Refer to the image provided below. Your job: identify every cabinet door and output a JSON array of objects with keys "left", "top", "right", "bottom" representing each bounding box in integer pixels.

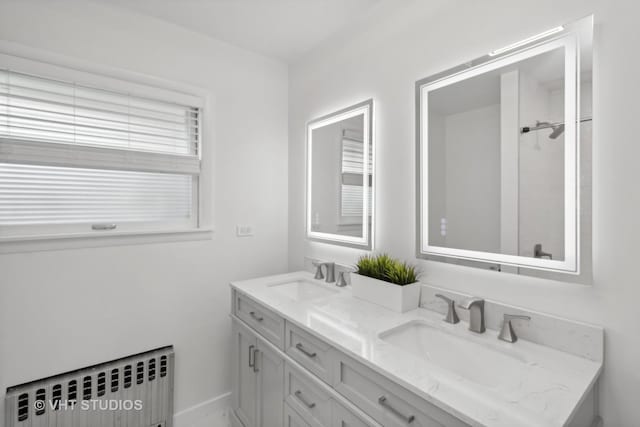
[
  {"left": 232, "top": 320, "right": 258, "bottom": 427},
  {"left": 257, "top": 340, "right": 285, "bottom": 427}
]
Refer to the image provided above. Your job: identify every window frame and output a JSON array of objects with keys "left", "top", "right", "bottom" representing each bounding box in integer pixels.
[{"left": 0, "top": 42, "right": 213, "bottom": 252}]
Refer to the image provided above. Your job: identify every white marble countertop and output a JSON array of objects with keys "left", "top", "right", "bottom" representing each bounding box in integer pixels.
[{"left": 230, "top": 271, "right": 602, "bottom": 427}]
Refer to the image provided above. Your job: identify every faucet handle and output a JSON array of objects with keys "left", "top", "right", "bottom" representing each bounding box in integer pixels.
[
  {"left": 336, "top": 271, "right": 348, "bottom": 287},
  {"left": 498, "top": 314, "right": 531, "bottom": 343},
  {"left": 435, "top": 294, "right": 459, "bottom": 324},
  {"left": 313, "top": 262, "right": 324, "bottom": 280},
  {"left": 312, "top": 261, "right": 335, "bottom": 283}
]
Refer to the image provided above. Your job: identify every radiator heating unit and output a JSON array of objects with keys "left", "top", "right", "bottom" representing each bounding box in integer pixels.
[{"left": 5, "top": 346, "right": 174, "bottom": 427}]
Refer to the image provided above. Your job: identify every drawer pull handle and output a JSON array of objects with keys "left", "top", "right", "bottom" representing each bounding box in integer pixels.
[
  {"left": 296, "top": 343, "right": 317, "bottom": 358},
  {"left": 248, "top": 345, "right": 255, "bottom": 368},
  {"left": 295, "top": 390, "right": 316, "bottom": 409},
  {"left": 252, "top": 347, "right": 260, "bottom": 373},
  {"left": 92, "top": 223, "right": 116, "bottom": 231},
  {"left": 378, "top": 396, "right": 415, "bottom": 423},
  {"left": 249, "top": 311, "right": 264, "bottom": 322}
]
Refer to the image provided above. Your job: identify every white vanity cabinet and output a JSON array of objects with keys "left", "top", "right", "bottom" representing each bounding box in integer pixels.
[
  {"left": 230, "top": 289, "right": 468, "bottom": 427},
  {"left": 231, "top": 318, "right": 285, "bottom": 427},
  {"left": 231, "top": 272, "right": 604, "bottom": 427}
]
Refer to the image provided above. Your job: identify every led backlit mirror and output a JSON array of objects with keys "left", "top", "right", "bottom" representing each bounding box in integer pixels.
[
  {"left": 307, "top": 99, "right": 374, "bottom": 249},
  {"left": 417, "top": 16, "right": 592, "bottom": 278}
]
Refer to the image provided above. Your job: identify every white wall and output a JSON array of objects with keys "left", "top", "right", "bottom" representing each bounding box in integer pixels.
[
  {"left": 518, "top": 71, "right": 566, "bottom": 261},
  {"left": 499, "top": 70, "right": 519, "bottom": 258},
  {"left": 289, "top": 0, "right": 640, "bottom": 425},
  {"left": 311, "top": 122, "right": 342, "bottom": 234},
  {"left": 427, "top": 111, "right": 446, "bottom": 248},
  {"left": 427, "top": 103, "right": 502, "bottom": 253},
  {"left": 443, "top": 104, "right": 501, "bottom": 253},
  {"left": 0, "top": 0, "right": 289, "bottom": 423}
]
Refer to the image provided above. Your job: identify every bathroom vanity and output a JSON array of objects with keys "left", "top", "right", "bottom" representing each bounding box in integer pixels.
[{"left": 229, "top": 271, "right": 602, "bottom": 427}]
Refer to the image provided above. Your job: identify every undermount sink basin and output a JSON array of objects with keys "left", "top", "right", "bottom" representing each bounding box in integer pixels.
[
  {"left": 379, "top": 320, "right": 526, "bottom": 388},
  {"left": 268, "top": 280, "right": 338, "bottom": 301}
]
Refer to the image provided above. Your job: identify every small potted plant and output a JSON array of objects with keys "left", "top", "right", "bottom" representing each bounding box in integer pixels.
[{"left": 351, "top": 254, "right": 421, "bottom": 313}]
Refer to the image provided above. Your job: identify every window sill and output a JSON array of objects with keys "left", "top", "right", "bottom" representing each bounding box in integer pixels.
[{"left": 0, "top": 228, "right": 214, "bottom": 254}]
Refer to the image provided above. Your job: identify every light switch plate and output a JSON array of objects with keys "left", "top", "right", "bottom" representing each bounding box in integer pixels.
[{"left": 236, "top": 225, "right": 254, "bottom": 237}]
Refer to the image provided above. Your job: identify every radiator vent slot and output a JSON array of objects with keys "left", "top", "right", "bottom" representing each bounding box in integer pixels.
[
  {"left": 111, "top": 368, "right": 119, "bottom": 392},
  {"left": 35, "top": 389, "right": 45, "bottom": 415},
  {"left": 136, "top": 361, "right": 144, "bottom": 385},
  {"left": 82, "top": 375, "right": 92, "bottom": 400},
  {"left": 160, "top": 355, "right": 168, "bottom": 377},
  {"left": 149, "top": 358, "right": 156, "bottom": 381},
  {"left": 97, "top": 372, "right": 106, "bottom": 397},
  {"left": 68, "top": 379, "right": 77, "bottom": 402},
  {"left": 5, "top": 346, "right": 174, "bottom": 427},
  {"left": 52, "top": 384, "right": 62, "bottom": 410},
  {"left": 17, "top": 393, "right": 28, "bottom": 421},
  {"left": 124, "top": 364, "right": 132, "bottom": 389}
]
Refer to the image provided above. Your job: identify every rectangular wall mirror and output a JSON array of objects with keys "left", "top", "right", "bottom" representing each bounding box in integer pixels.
[
  {"left": 417, "top": 16, "right": 592, "bottom": 277},
  {"left": 307, "top": 99, "right": 374, "bottom": 249}
]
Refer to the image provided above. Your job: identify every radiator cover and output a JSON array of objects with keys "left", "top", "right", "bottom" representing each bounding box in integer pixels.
[{"left": 5, "top": 346, "right": 174, "bottom": 427}]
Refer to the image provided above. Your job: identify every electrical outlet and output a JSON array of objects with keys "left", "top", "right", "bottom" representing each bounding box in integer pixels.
[{"left": 236, "top": 225, "right": 254, "bottom": 237}]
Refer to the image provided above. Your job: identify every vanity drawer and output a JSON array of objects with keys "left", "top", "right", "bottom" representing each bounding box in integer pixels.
[
  {"left": 285, "top": 363, "right": 332, "bottom": 427},
  {"left": 285, "top": 402, "right": 312, "bottom": 427},
  {"left": 332, "top": 400, "right": 380, "bottom": 427},
  {"left": 333, "top": 353, "right": 468, "bottom": 427},
  {"left": 234, "top": 291, "right": 285, "bottom": 349},
  {"left": 286, "top": 322, "right": 335, "bottom": 384}
]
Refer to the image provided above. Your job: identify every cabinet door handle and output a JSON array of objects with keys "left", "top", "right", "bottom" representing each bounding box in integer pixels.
[
  {"left": 252, "top": 348, "right": 260, "bottom": 373},
  {"left": 248, "top": 345, "right": 255, "bottom": 368},
  {"left": 294, "top": 390, "right": 316, "bottom": 409},
  {"left": 378, "top": 396, "right": 415, "bottom": 423},
  {"left": 249, "top": 311, "right": 264, "bottom": 322},
  {"left": 295, "top": 343, "right": 317, "bottom": 358}
]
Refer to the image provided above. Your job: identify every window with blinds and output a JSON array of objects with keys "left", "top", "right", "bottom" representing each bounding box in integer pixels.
[
  {"left": 0, "top": 68, "right": 201, "bottom": 238},
  {"left": 340, "top": 131, "right": 372, "bottom": 218}
]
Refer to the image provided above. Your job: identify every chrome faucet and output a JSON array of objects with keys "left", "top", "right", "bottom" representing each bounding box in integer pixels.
[
  {"left": 313, "top": 261, "right": 335, "bottom": 283},
  {"left": 498, "top": 314, "right": 531, "bottom": 343},
  {"left": 435, "top": 294, "right": 459, "bottom": 324},
  {"left": 336, "top": 271, "right": 348, "bottom": 287},
  {"left": 458, "top": 297, "right": 485, "bottom": 333}
]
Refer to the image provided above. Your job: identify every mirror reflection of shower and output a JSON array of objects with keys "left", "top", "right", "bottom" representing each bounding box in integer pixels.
[{"left": 520, "top": 117, "right": 592, "bottom": 140}]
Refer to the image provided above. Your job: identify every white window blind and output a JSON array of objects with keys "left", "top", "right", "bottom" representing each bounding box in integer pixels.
[
  {"left": 0, "top": 163, "right": 192, "bottom": 224},
  {"left": 341, "top": 185, "right": 371, "bottom": 217},
  {"left": 341, "top": 131, "right": 372, "bottom": 218},
  {"left": 0, "top": 68, "right": 201, "bottom": 238}
]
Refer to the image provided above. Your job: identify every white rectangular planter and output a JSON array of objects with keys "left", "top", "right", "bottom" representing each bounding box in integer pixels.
[{"left": 350, "top": 273, "right": 421, "bottom": 313}]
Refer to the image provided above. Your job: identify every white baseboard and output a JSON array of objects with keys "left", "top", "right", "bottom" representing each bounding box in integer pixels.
[{"left": 174, "top": 392, "right": 231, "bottom": 427}]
